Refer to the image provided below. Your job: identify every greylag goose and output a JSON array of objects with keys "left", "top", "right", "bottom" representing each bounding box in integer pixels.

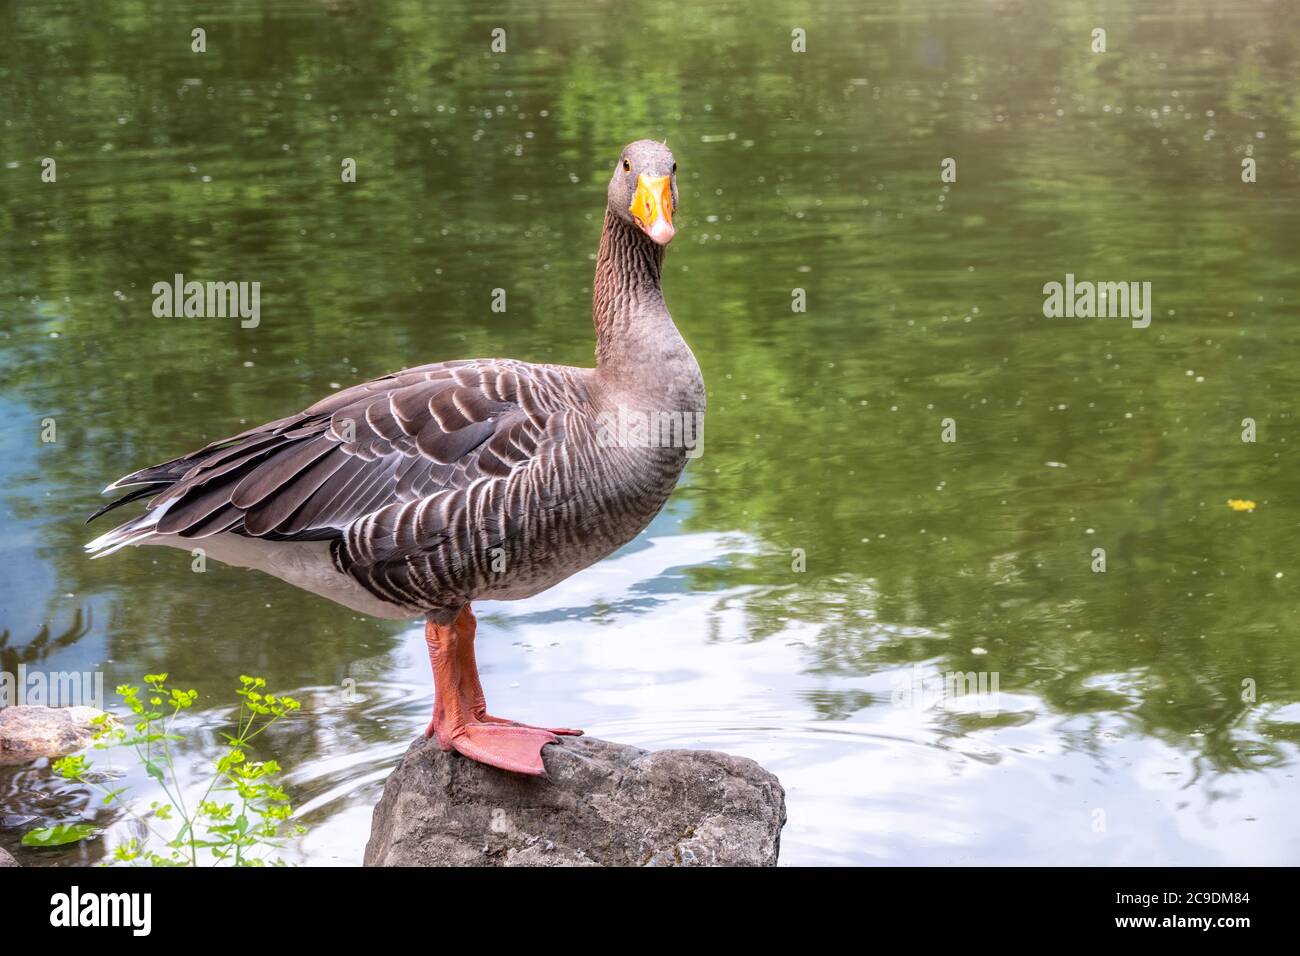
[{"left": 86, "top": 140, "right": 704, "bottom": 775}]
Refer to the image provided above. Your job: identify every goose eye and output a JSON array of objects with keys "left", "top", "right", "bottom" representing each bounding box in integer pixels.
[{"left": 622, "top": 159, "right": 631, "bottom": 172}]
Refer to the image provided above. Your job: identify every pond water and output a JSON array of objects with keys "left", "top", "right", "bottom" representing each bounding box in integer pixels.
[{"left": 2, "top": 0, "right": 1299, "bottom": 866}]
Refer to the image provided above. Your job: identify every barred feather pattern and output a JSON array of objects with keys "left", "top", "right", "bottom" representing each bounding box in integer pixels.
[{"left": 88, "top": 139, "right": 704, "bottom": 622}]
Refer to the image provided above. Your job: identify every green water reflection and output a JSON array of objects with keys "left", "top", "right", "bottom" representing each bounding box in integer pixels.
[{"left": 2, "top": 0, "right": 1298, "bottom": 864}]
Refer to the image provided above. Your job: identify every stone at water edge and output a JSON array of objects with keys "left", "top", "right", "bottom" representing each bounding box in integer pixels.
[
  {"left": 0, "top": 705, "right": 111, "bottom": 766},
  {"left": 0, "top": 847, "right": 16, "bottom": 867},
  {"left": 365, "top": 734, "right": 786, "bottom": 866}
]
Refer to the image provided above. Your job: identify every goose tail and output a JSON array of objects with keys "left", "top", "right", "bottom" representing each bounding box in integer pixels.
[{"left": 85, "top": 513, "right": 161, "bottom": 558}]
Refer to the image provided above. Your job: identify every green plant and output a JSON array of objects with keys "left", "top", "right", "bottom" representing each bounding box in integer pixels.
[{"left": 23, "top": 674, "right": 305, "bottom": 866}]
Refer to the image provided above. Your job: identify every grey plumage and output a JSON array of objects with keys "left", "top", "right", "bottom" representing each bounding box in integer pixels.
[{"left": 87, "top": 140, "right": 705, "bottom": 624}]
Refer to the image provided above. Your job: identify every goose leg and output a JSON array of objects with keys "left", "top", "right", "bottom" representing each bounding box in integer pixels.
[
  {"left": 455, "top": 605, "right": 584, "bottom": 737},
  {"left": 422, "top": 605, "right": 578, "bottom": 776}
]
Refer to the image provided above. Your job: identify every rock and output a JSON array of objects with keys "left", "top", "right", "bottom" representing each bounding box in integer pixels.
[
  {"left": 0, "top": 847, "right": 17, "bottom": 867},
  {"left": 0, "top": 705, "right": 108, "bottom": 766},
  {"left": 365, "top": 734, "right": 786, "bottom": 867}
]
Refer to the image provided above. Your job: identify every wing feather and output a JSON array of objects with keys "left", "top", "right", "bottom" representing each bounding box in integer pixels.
[{"left": 90, "top": 360, "right": 584, "bottom": 611}]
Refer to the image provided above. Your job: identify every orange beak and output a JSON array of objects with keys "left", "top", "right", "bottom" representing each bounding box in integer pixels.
[{"left": 629, "top": 173, "right": 675, "bottom": 245}]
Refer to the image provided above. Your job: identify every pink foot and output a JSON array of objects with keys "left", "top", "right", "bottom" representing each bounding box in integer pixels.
[
  {"left": 448, "top": 723, "right": 559, "bottom": 776},
  {"left": 421, "top": 606, "right": 578, "bottom": 776}
]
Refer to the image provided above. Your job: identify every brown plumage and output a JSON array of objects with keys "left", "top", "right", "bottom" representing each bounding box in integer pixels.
[
  {"left": 87, "top": 140, "right": 705, "bottom": 630},
  {"left": 88, "top": 139, "right": 701, "bottom": 774}
]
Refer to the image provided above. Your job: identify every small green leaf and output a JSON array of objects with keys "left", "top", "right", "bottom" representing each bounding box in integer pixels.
[
  {"left": 52, "top": 754, "right": 89, "bottom": 779},
  {"left": 22, "top": 823, "right": 99, "bottom": 847}
]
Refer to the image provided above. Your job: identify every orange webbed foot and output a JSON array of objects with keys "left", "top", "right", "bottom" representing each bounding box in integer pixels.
[
  {"left": 448, "top": 723, "right": 559, "bottom": 776},
  {"left": 423, "top": 607, "right": 579, "bottom": 776}
]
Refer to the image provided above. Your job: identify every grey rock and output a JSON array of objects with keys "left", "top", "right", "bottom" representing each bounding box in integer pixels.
[
  {"left": 365, "top": 734, "right": 786, "bottom": 867},
  {"left": 0, "top": 705, "right": 109, "bottom": 766},
  {"left": 0, "top": 847, "right": 17, "bottom": 867}
]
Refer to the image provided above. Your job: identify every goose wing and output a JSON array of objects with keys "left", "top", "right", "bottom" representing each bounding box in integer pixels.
[{"left": 90, "top": 360, "right": 590, "bottom": 591}]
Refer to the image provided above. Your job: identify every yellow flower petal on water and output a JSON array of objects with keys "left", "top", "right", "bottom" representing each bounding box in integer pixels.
[{"left": 1227, "top": 499, "right": 1256, "bottom": 512}]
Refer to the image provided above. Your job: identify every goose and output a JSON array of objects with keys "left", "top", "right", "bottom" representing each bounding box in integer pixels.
[{"left": 86, "top": 140, "right": 704, "bottom": 776}]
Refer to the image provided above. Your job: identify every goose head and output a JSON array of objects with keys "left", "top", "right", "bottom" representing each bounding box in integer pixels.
[{"left": 608, "top": 140, "right": 677, "bottom": 245}]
